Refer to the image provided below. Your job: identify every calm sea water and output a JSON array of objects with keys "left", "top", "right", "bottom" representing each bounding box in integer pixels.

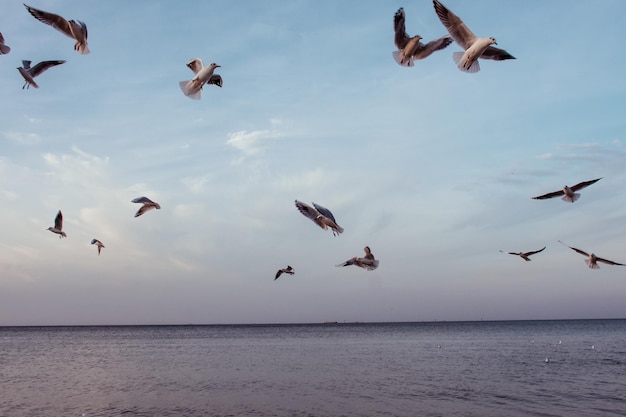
[{"left": 1, "top": 320, "right": 625, "bottom": 417}]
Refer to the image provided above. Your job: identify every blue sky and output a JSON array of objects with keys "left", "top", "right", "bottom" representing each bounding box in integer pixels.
[{"left": 1, "top": 0, "right": 625, "bottom": 325}]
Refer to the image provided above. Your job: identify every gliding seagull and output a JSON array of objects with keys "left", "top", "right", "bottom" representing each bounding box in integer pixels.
[
  {"left": 532, "top": 178, "right": 601, "bottom": 203},
  {"left": 336, "top": 246, "right": 379, "bottom": 271},
  {"left": 275, "top": 265, "right": 294, "bottom": 280},
  {"left": 24, "top": 4, "right": 90, "bottom": 55},
  {"left": 500, "top": 246, "right": 546, "bottom": 261},
  {"left": 558, "top": 241, "right": 624, "bottom": 269},
  {"left": 132, "top": 196, "right": 161, "bottom": 217},
  {"left": 17, "top": 60, "right": 66, "bottom": 89}
]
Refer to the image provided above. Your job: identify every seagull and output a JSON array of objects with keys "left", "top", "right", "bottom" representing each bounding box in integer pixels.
[
  {"left": 17, "top": 60, "right": 66, "bottom": 89},
  {"left": 500, "top": 246, "right": 546, "bottom": 261},
  {"left": 47, "top": 210, "right": 66, "bottom": 238},
  {"left": 392, "top": 7, "right": 452, "bottom": 67},
  {"left": 0, "top": 32, "right": 10, "bottom": 54},
  {"left": 336, "top": 246, "right": 379, "bottom": 271},
  {"left": 24, "top": 4, "right": 89, "bottom": 55},
  {"left": 432, "top": 0, "right": 515, "bottom": 73},
  {"left": 295, "top": 200, "right": 344, "bottom": 236},
  {"left": 91, "top": 239, "right": 105, "bottom": 255},
  {"left": 275, "top": 265, "right": 294, "bottom": 280},
  {"left": 132, "top": 196, "right": 161, "bottom": 217},
  {"left": 558, "top": 241, "right": 625, "bottom": 269},
  {"left": 179, "top": 59, "right": 222, "bottom": 100},
  {"left": 532, "top": 178, "right": 602, "bottom": 203}
]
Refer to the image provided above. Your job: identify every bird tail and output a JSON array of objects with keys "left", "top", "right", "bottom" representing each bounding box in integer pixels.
[
  {"left": 0, "top": 44, "right": 10, "bottom": 54},
  {"left": 179, "top": 80, "right": 201, "bottom": 100},
  {"left": 392, "top": 50, "right": 413, "bottom": 67},
  {"left": 562, "top": 193, "right": 580, "bottom": 203},
  {"left": 75, "top": 42, "right": 90, "bottom": 55},
  {"left": 334, "top": 225, "right": 344, "bottom": 235},
  {"left": 453, "top": 51, "right": 480, "bottom": 73}
]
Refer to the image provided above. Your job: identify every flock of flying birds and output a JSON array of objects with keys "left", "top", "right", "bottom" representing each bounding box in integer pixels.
[{"left": 4, "top": 1, "right": 622, "bottom": 275}]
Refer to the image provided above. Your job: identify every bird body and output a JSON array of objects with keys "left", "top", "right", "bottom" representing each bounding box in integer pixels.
[
  {"left": 91, "top": 239, "right": 105, "bottom": 255},
  {"left": 432, "top": 0, "right": 515, "bottom": 73},
  {"left": 0, "top": 32, "right": 10, "bottom": 54},
  {"left": 532, "top": 178, "right": 601, "bottom": 203},
  {"left": 392, "top": 7, "right": 452, "bottom": 67},
  {"left": 24, "top": 4, "right": 89, "bottom": 54},
  {"left": 275, "top": 265, "right": 294, "bottom": 280},
  {"left": 179, "top": 59, "right": 222, "bottom": 100},
  {"left": 501, "top": 246, "right": 546, "bottom": 261},
  {"left": 295, "top": 200, "right": 343, "bottom": 236},
  {"left": 336, "top": 246, "right": 379, "bottom": 271},
  {"left": 17, "top": 60, "right": 66, "bottom": 89},
  {"left": 558, "top": 241, "right": 624, "bottom": 269},
  {"left": 132, "top": 196, "right": 161, "bottom": 217},
  {"left": 47, "top": 210, "right": 66, "bottom": 238}
]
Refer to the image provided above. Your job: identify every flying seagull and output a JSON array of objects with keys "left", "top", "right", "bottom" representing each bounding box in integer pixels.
[
  {"left": 432, "top": 0, "right": 515, "bottom": 73},
  {"left": 132, "top": 196, "right": 161, "bottom": 217},
  {"left": 0, "top": 32, "right": 10, "bottom": 54},
  {"left": 392, "top": 7, "right": 452, "bottom": 67},
  {"left": 295, "top": 200, "right": 344, "bottom": 236},
  {"left": 500, "top": 246, "right": 546, "bottom": 261},
  {"left": 179, "top": 58, "right": 222, "bottom": 100},
  {"left": 558, "top": 241, "right": 624, "bottom": 269},
  {"left": 275, "top": 265, "right": 294, "bottom": 280},
  {"left": 532, "top": 178, "right": 601, "bottom": 203},
  {"left": 17, "top": 60, "right": 66, "bottom": 89},
  {"left": 47, "top": 210, "right": 66, "bottom": 238},
  {"left": 91, "top": 239, "right": 105, "bottom": 255},
  {"left": 24, "top": 4, "right": 89, "bottom": 55},
  {"left": 336, "top": 246, "right": 379, "bottom": 271}
]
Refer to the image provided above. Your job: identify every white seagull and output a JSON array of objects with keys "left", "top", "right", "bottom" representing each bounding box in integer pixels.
[
  {"left": 558, "top": 241, "right": 624, "bottom": 269},
  {"left": 275, "top": 265, "right": 294, "bottom": 281},
  {"left": 91, "top": 239, "right": 105, "bottom": 255},
  {"left": 336, "top": 246, "right": 379, "bottom": 271},
  {"left": 295, "top": 200, "right": 344, "bottom": 236},
  {"left": 179, "top": 58, "right": 222, "bottom": 100},
  {"left": 24, "top": 4, "right": 89, "bottom": 55},
  {"left": 0, "top": 32, "right": 11, "bottom": 54},
  {"left": 132, "top": 196, "right": 161, "bottom": 217},
  {"left": 392, "top": 7, "right": 452, "bottom": 67},
  {"left": 47, "top": 210, "right": 66, "bottom": 238},
  {"left": 17, "top": 60, "right": 66, "bottom": 89},
  {"left": 500, "top": 246, "right": 546, "bottom": 262},
  {"left": 432, "top": 0, "right": 515, "bottom": 73},
  {"left": 532, "top": 178, "right": 601, "bottom": 203}
]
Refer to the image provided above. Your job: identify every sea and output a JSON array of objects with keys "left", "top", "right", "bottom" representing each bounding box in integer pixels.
[{"left": 1, "top": 320, "right": 625, "bottom": 417}]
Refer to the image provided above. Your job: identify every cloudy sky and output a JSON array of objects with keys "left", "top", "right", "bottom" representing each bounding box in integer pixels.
[{"left": 1, "top": 0, "right": 625, "bottom": 326}]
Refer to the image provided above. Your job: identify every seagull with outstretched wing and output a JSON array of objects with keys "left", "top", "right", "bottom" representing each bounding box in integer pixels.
[
  {"left": 295, "top": 200, "right": 343, "bottom": 236},
  {"left": 179, "top": 58, "right": 222, "bottom": 100},
  {"left": 24, "top": 4, "right": 89, "bottom": 54},
  {"left": 500, "top": 246, "right": 546, "bottom": 261},
  {"left": 17, "top": 60, "right": 66, "bottom": 89},
  {"left": 336, "top": 246, "right": 379, "bottom": 271},
  {"left": 558, "top": 241, "right": 624, "bottom": 269},
  {"left": 532, "top": 178, "right": 601, "bottom": 203},
  {"left": 392, "top": 7, "right": 452, "bottom": 67},
  {"left": 275, "top": 265, "right": 294, "bottom": 280},
  {"left": 132, "top": 196, "right": 161, "bottom": 217},
  {"left": 91, "top": 239, "right": 105, "bottom": 255}
]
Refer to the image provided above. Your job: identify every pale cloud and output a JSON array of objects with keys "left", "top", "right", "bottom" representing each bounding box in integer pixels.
[
  {"left": 181, "top": 173, "right": 212, "bottom": 195},
  {"left": 226, "top": 130, "right": 273, "bottom": 156},
  {"left": 4, "top": 131, "right": 41, "bottom": 145}
]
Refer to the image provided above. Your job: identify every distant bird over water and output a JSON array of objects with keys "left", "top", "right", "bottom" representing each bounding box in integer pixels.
[
  {"left": 132, "top": 196, "right": 161, "bottom": 217},
  {"left": 47, "top": 210, "right": 66, "bottom": 238},
  {"left": 500, "top": 247, "right": 546, "bottom": 261},
  {"left": 0, "top": 32, "right": 11, "bottom": 54},
  {"left": 336, "top": 246, "right": 379, "bottom": 271},
  {"left": 558, "top": 241, "right": 624, "bottom": 269},
  {"left": 17, "top": 60, "right": 66, "bottom": 89},
  {"left": 392, "top": 7, "right": 452, "bottom": 67},
  {"left": 295, "top": 200, "right": 343, "bottom": 236},
  {"left": 91, "top": 239, "right": 105, "bottom": 255},
  {"left": 275, "top": 265, "right": 294, "bottom": 280},
  {"left": 432, "top": 0, "right": 515, "bottom": 73},
  {"left": 532, "top": 178, "right": 601, "bottom": 203},
  {"left": 24, "top": 4, "right": 90, "bottom": 55},
  {"left": 179, "top": 59, "right": 222, "bottom": 100}
]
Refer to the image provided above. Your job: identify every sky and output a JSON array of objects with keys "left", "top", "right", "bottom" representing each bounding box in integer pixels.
[{"left": 1, "top": 0, "right": 625, "bottom": 326}]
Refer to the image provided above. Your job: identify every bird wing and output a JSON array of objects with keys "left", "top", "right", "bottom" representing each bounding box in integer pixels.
[
  {"left": 90, "top": 239, "right": 98, "bottom": 245},
  {"left": 532, "top": 189, "right": 565, "bottom": 200},
  {"left": 558, "top": 241, "right": 589, "bottom": 257},
  {"left": 596, "top": 257, "right": 624, "bottom": 266},
  {"left": 29, "top": 60, "right": 66, "bottom": 77},
  {"left": 433, "top": 0, "right": 477, "bottom": 50},
  {"left": 393, "top": 8, "right": 410, "bottom": 50},
  {"left": 524, "top": 247, "right": 546, "bottom": 257},
  {"left": 275, "top": 270, "right": 283, "bottom": 280},
  {"left": 186, "top": 58, "right": 204, "bottom": 74},
  {"left": 336, "top": 258, "right": 356, "bottom": 267},
  {"left": 69, "top": 19, "right": 88, "bottom": 40},
  {"left": 24, "top": 5, "right": 74, "bottom": 39},
  {"left": 286, "top": 265, "right": 293, "bottom": 272},
  {"left": 295, "top": 200, "right": 320, "bottom": 221},
  {"left": 480, "top": 45, "right": 515, "bottom": 61},
  {"left": 570, "top": 178, "right": 601, "bottom": 192},
  {"left": 208, "top": 74, "right": 223, "bottom": 87},
  {"left": 420, "top": 35, "right": 453, "bottom": 55},
  {"left": 312, "top": 203, "right": 337, "bottom": 223},
  {"left": 54, "top": 210, "right": 63, "bottom": 229},
  {"left": 0, "top": 33, "right": 4, "bottom": 43},
  {"left": 132, "top": 196, "right": 155, "bottom": 204},
  {"left": 134, "top": 204, "right": 156, "bottom": 217}
]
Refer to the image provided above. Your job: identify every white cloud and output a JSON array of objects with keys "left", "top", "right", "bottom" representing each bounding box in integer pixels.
[{"left": 4, "top": 131, "right": 41, "bottom": 145}]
